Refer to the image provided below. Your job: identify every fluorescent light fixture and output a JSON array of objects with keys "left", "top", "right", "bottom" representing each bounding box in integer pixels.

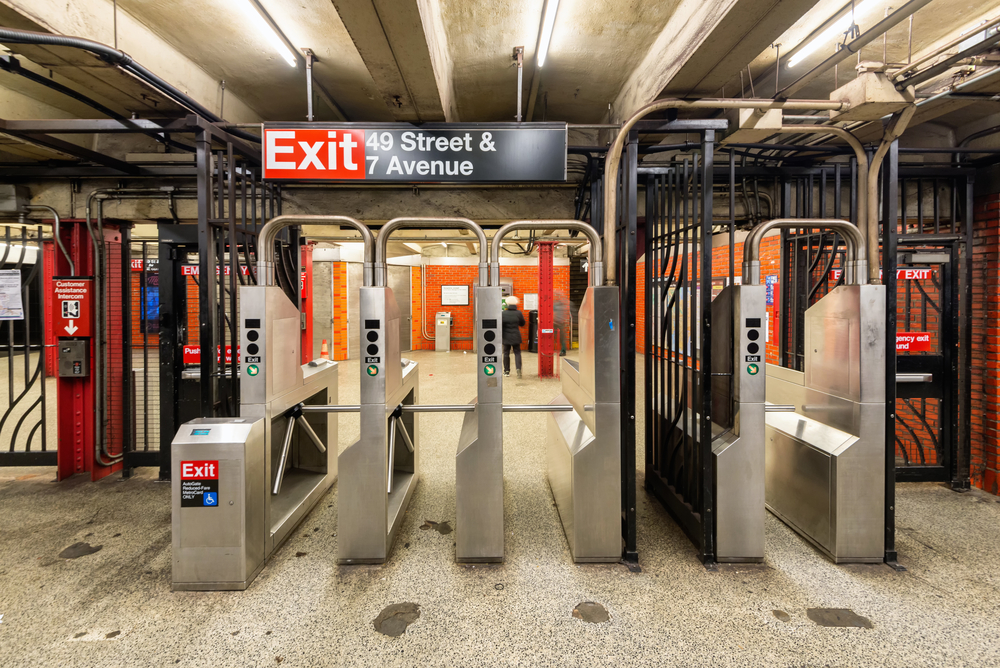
[
  {"left": 536, "top": 0, "right": 560, "bottom": 67},
  {"left": 240, "top": 0, "right": 298, "bottom": 67},
  {"left": 787, "top": 0, "right": 879, "bottom": 67}
]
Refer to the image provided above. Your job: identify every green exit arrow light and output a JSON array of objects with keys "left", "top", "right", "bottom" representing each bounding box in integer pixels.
[
  {"left": 247, "top": 364, "right": 259, "bottom": 376},
  {"left": 484, "top": 364, "right": 496, "bottom": 376}
]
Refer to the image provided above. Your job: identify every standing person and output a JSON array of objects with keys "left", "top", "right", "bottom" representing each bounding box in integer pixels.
[{"left": 502, "top": 296, "right": 526, "bottom": 378}]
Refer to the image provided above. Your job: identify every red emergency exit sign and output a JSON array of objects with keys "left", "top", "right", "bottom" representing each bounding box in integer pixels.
[{"left": 896, "top": 332, "right": 932, "bottom": 352}]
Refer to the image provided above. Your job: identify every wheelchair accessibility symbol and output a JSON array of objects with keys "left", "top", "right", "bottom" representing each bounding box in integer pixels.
[{"left": 203, "top": 492, "right": 218, "bottom": 506}]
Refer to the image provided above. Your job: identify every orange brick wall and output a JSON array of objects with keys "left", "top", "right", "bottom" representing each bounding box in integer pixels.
[
  {"left": 972, "top": 194, "right": 1000, "bottom": 495},
  {"left": 331, "top": 262, "right": 348, "bottom": 361},
  {"left": 411, "top": 264, "right": 570, "bottom": 351}
]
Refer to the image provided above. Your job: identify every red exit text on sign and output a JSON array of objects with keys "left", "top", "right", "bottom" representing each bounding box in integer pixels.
[{"left": 263, "top": 128, "right": 366, "bottom": 180}]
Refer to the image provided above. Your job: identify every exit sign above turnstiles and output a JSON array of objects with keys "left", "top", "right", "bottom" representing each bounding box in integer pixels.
[{"left": 262, "top": 123, "right": 567, "bottom": 183}]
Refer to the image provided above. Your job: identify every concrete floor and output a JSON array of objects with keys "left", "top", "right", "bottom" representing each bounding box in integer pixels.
[{"left": 1, "top": 349, "right": 999, "bottom": 667}]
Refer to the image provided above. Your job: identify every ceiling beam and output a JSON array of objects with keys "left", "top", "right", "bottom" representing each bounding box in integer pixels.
[
  {"left": 330, "top": 0, "right": 456, "bottom": 121},
  {"left": 610, "top": 0, "right": 821, "bottom": 121},
  {"left": 0, "top": 118, "right": 141, "bottom": 174}
]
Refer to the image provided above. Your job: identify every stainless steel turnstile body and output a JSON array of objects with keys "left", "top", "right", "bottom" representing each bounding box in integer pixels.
[
  {"left": 455, "top": 286, "right": 504, "bottom": 562},
  {"left": 547, "top": 285, "right": 621, "bottom": 562},
  {"left": 764, "top": 284, "right": 886, "bottom": 562},
  {"left": 171, "top": 418, "right": 266, "bottom": 591},
  {"left": 172, "top": 284, "right": 338, "bottom": 591},
  {"left": 338, "top": 286, "right": 420, "bottom": 563},
  {"left": 710, "top": 285, "right": 766, "bottom": 562}
]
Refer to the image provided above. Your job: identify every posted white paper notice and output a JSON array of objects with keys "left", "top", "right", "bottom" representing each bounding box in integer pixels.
[{"left": 0, "top": 270, "right": 23, "bottom": 320}]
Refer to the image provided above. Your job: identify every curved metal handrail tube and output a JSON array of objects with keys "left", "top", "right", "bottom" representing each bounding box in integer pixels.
[
  {"left": 375, "top": 217, "right": 488, "bottom": 287},
  {"left": 489, "top": 220, "right": 603, "bottom": 288},
  {"left": 602, "top": 97, "right": 848, "bottom": 285},
  {"left": 259, "top": 215, "right": 374, "bottom": 287},
  {"left": 741, "top": 218, "right": 866, "bottom": 286}
]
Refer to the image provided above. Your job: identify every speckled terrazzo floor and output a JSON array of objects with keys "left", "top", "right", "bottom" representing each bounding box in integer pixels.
[{"left": 1, "top": 350, "right": 999, "bottom": 667}]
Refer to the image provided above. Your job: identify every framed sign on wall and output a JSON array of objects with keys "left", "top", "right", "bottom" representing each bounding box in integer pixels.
[{"left": 441, "top": 285, "right": 469, "bottom": 306}]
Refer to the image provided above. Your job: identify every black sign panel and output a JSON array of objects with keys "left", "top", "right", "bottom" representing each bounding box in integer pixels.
[
  {"left": 180, "top": 479, "right": 219, "bottom": 507},
  {"left": 365, "top": 356, "right": 381, "bottom": 364},
  {"left": 262, "top": 123, "right": 566, "bottom": 183},
  {"left": 482, "top": 356, "right": 497, "bottom": 363},
  {"left": 245, "top": 356, "right": 261, "bottom": 363},
  {"left": 745, "top": 355, "right": 761, "bottom": 363}
]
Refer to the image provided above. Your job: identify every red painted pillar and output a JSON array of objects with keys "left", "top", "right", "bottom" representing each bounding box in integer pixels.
[
  {"left": 301, "top": 244, "right": 314, "bottom": 363},
  {"left": 538, "top": 241, "right": 557, "bottom": 378},
  {"left": 51, "top": 220, "right": 114, "bottom": 480}
]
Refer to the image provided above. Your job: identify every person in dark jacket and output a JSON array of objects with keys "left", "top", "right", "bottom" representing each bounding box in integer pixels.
[{"left": 501, "top": 296, "right": 526, "bottom": 378}]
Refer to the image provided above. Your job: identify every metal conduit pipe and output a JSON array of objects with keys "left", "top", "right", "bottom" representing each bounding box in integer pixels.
[
  {"left": 778, "top": 125, "right": 868, "bottom": 257},
  {"left": 259, "top": 215, "right": 374, "bottom": 287},
  {"left": 490, "top": 220, "right": 603, "bottom": 288},
  {"left": 23, "top": 205, "right": 73, "bottom": 275},
  {"left": 0, "top": 27, "right": 261, "bottom": 144},
  {"left": 601, "top": 97, "right": 848, "bottom": 285},
  {"left": 742, "top": 218, "right": 866, "bottom": 286},
  {"left": 376, "top": 217, "right": 488, "bottom": 287},
  {"left": 84, "top": 187, "right": 198, "bottom": 466},
  {"left": 867, "top": 101, "right": 916, "bottom": 283}
]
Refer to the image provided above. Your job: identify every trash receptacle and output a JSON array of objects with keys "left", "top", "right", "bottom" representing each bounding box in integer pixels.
[{"left": 435, "top": 312, "right": 452, "bottom": 352}]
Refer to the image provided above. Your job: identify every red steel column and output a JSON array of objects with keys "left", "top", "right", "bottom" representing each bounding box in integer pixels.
[
  {"left": 53, "top": 220, "right": 99, "bottom": 480},
  {"left": 538, "top": 241, "right": 557, "bottom": 377}
]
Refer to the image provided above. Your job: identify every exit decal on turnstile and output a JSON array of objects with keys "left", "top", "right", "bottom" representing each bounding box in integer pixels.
[
  {"left": 180, "top": 460, "right": 219, "bottom": 508},
  {"left": 366, "top": 365, "right": 379, "bottom": 376}
]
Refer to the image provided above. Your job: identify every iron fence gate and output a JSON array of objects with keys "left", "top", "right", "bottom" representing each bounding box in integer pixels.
[
  {"left": 0, "top": 224, "right": 51, "bottom": 466},
  {"left": 642, "top": 131, "right": 720, "bottom": 562},
  {"left": 891, "top": 168, "right": 973, "bottom": 489}
]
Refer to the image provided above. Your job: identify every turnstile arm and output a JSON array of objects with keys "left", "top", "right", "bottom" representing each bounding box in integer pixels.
[
  {"left": 396, "top": 418, "right": 415, "bottom": 453},
  {"left": 273, "top": 416, "right": 297, "bottom": 495},
  {"left": 387, "top": 416, "right": 397, "bottom": 494},
  {"left": 297, "top": 416, "right": 327, "bottom": 454}
]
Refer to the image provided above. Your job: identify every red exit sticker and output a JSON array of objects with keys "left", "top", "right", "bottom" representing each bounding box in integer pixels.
[
  {"left": 896, "top": 332, "right": 932, "bottom": 352},
  {"left": 263, "top": 128, "right": 366, "bottom": 180},
  {"left": 180, "top": 460, "right": 218, "bottom": 480}
]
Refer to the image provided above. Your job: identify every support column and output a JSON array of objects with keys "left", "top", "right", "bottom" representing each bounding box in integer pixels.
[
  {"left": 538, "top": 241, "right": 557, "bottom": 378},
  {"left": 53, "top": 220, "right": 100, "bottom": 480}
]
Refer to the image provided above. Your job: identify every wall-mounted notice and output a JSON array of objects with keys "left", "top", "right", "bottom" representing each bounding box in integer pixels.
[
  {"left": 0, "top": 270, "right": 23, "bottom": 320},
  {"left": 441, "top": 285, "right": 469, "bottom": 306},
  {"left": 523, "top": 293, "right": 539, "bottom": 311}
]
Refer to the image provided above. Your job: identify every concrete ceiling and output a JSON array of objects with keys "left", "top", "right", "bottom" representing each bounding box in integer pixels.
[{"left": 1, "top": 0, "right": 1000, "bottom": 161}]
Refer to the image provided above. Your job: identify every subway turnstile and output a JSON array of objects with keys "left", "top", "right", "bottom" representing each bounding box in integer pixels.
[
  {"left": 171, "top": 283, "right": 338, "bottom": 591},
  {"left": 487, "top": 220, "right": 618, "bottom": 563},
  {"left": 709, "top": 284, "right": 767, "bottom": 562},
  {"left": 338, "top": 285, "right": 420, "bottom": 564},
  {"left": 743, "top": 219, "right": 886, "bottom": 563},
  {"left": 455, "top": 285, "right": 504, "bottom": 561},
  {"left": 548, "top": 285, "right": 621, "bottom": 562},
  {"left": 764, "top": 283, "right": 886, "bottom": 562}
]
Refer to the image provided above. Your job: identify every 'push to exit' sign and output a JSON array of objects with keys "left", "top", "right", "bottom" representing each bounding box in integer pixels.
[{"left": 262, "top": 123, "right": 567, "bottom": 183}]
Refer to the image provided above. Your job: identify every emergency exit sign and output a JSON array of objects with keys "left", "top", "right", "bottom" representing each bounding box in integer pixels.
[{"left": 262, "top": 123, "right": 567, "bottom": 183}]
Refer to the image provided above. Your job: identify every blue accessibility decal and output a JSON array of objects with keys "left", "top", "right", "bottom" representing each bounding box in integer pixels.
[{"left": 203, "top": 492, "right": 218, "bottom": 506}]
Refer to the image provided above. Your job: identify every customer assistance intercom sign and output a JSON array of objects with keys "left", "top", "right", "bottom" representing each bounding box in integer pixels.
[{"left": 262, "top": 123, "right": 567, "bottom": 183}]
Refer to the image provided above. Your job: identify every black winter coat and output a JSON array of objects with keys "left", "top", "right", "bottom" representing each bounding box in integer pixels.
[{"left": 502, "top": 305, "right": 526, "bottom": 345}]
